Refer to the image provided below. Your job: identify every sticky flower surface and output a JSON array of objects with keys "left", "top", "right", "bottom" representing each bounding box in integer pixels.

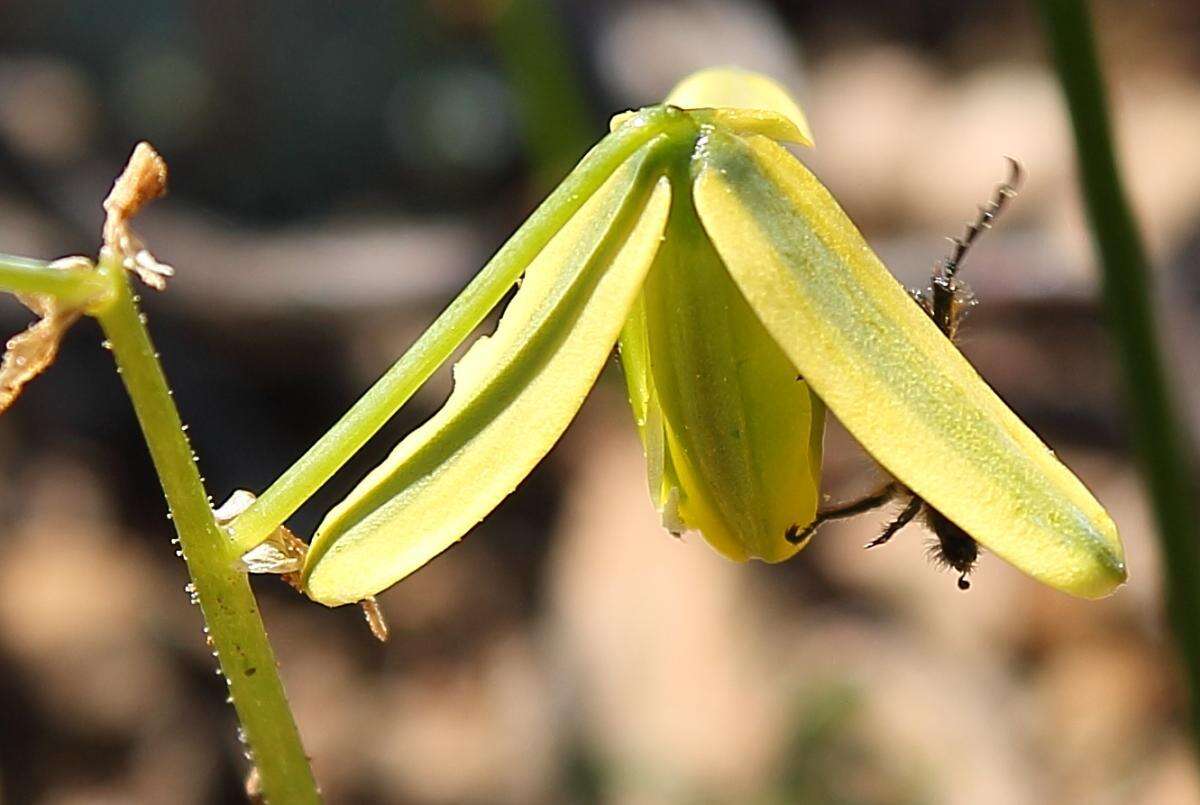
[{"left": 301, "top": 69, "right": 1125, "bottom": 606}]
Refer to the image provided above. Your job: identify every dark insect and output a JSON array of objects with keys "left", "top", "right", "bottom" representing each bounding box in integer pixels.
[{"left": 787, "top": 158, "right": 1023, "bottom": 590}]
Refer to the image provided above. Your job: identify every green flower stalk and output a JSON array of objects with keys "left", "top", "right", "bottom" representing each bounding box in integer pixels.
[{"left": 299, "top": 68, "right": 1126, "bottom": 606}]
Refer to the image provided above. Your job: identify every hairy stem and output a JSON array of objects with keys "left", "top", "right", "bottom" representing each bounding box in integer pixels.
[
  {"left": 1038, "top": 0, "right": 1200, "bottom": 749},
  {"left": 91, "top": 254, "right": 320, "bottom": 804},
  {"left": 0, "top": 253, "right": 109, "bottom": 306},
  {"left": 228, "top": 108, "right": 682, "bottom": 555}
]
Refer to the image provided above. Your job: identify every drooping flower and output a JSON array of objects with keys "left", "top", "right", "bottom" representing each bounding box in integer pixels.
[{"left": 300, "top": 68, "right": 1125, "bottom": 606}]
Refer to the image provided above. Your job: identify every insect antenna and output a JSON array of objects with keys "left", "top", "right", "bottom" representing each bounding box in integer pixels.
[
  {"left": 922, "top": 157, "right": 1023, "bottom": 339},
  {"left": 941, "top": 157, "right": 1023, "bottom": 281}
]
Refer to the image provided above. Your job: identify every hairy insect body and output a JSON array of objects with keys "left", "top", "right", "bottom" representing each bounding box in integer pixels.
[
  {"left": 789, "top": 159, "right": 1021, "bottom": 590},
  {"left": 924, "top": 508, "right": 979, "bottom": 590}
]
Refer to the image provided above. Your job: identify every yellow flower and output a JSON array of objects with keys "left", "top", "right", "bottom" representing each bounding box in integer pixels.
[{"left": 300, "top": 68, "right": 1125, "bottom": 606}]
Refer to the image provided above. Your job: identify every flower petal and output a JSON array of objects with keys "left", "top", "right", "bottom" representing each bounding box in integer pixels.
[
  {"left": 693, "top": 131, "right": 1125, "bottom": 598},
  {"left": 666, "top": 67, "right": 813, "bottom": 145},
  {"left": 618, "top": 292, "right": 687, "bottom": 532},
  {"left": 620, "top": 187, "right": 824, "bottom": 562},
  {"left": 610, "top": 69, "right": 813, "bottom": 146},
  {"left": 303, "top": 154, "right": 672, "bottom": 606}
]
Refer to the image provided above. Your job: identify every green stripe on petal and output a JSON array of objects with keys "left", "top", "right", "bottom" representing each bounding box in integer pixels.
[
  {"left": 303, "top": 152, "right": 672, "bottom": 606},
  {"left": 693, "top": 131, "right": 1125, "bottom": 598}
]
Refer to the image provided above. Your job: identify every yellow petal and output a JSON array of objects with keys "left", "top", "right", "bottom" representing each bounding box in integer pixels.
[
  {"left": 303, "top": 158, "right": 672, "bottom": 606},
  {"left": 693, "top": 131, "right": 1125, "bottom": 598},
  {"left": 610, "top": 69, "right": 813, "bottom": 146},
  {"left": 620, "top": 190, "right": 824, "bottom": 562},
  {"left": 666, "top": 67, "right": 813, "bottom": 145},
  {"left": 618, "top": 292, "right": 686, "bottom": 532}
]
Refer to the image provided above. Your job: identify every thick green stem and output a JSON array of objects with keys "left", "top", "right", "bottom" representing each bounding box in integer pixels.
[
  {"left": 91, "top": 255, "right": 320, "bottom": 804},
  {"left": 0, "top": 253, "right": 109, "bottom": 306},
  {"left": 228, "top": 108, "right": 684, "bottom": 555},
  {"left": 1037, "top": 0, "right": 1200, "bottom": 747}
]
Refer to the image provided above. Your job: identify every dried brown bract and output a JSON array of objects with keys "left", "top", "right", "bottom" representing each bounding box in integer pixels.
[
  {"left": 102, "top": 141, "right": 174, "bottom": 290},
  {"left": 219, "top": 490, "right": 307, "bottom": 589},
  {"left": 360, "top": 596, "right": 389, "bottom": 642},
  {"left": 0, "top": 257, "right": 93, "bottom": 414}
]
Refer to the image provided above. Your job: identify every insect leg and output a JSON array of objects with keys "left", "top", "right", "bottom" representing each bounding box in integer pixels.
[
  {"left": 786, "top": 482, "right": 901, "bottom": 544},
  {"left": 864, "top": 494, "right": 923, "bottom": 549}
]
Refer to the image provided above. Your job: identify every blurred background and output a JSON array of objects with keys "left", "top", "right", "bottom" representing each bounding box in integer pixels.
[{"left": 1, "top": 1, "right": 1198, "bottom": 803}]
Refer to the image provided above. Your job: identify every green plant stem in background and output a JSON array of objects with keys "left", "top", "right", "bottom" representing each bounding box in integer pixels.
[
  {"left": 91, "top": 255, "right": 320, "bottom": 804},
  {"left": 227, "top": 111, "right": 679, "bottom": 555},
  {"left": 1037, "top": 0, "right": 1200, "bottom": 743},
  {"left": 0, "top": 253, "right": 109, "bottom": 306},
  {"left": 494, "top": 0, "right": 595, "bottom": 184}
]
